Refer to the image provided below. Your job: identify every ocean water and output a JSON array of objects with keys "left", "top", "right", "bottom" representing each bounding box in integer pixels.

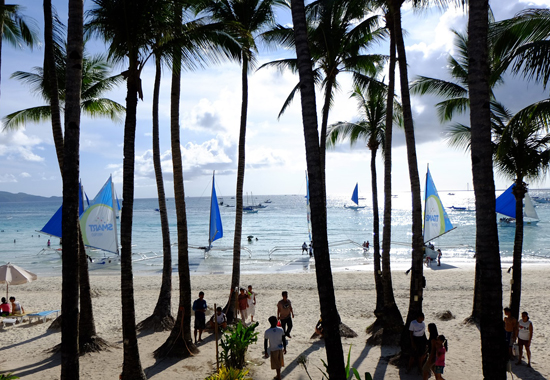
[{"left": 1, "top": 190, "right": 550, "bottom": 277}]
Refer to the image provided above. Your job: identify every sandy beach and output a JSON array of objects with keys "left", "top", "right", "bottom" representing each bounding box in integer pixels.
[{"left": 0, "top": 264, "right": 548, "bottom": 379}]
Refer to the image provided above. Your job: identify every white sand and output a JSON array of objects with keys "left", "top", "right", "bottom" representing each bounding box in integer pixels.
[{"left": 0, "top": 264, "right": 548, "bottom": 379}]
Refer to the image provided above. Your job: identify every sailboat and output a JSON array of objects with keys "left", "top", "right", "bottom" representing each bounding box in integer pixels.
[
  {"left": 496, "top": 184, "right": 539, "bottom": 225},
  {"left": 423, "top": 167, "right": 456, "bottom": 259},
  {"left": 208, "top": 171, "right": 223, "bottom": 250},
  {"left": 344, "top": 183, "right": 366, "bottom": 210}
]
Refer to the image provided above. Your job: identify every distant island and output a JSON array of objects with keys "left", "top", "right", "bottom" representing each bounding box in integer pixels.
[{"left": 0, "top": 191, "right": 62, "bottom": 203}]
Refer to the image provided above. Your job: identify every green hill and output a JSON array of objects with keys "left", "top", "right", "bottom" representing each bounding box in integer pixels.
[{"left": 0, "top": 191, "right": 62, "bottom": 203}]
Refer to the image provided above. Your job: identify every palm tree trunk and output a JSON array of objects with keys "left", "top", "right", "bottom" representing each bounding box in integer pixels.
[
  {"left": 467, "top": 0, "right": 507, "bottom": 377},
  {"left": 43, "top": 0, "right": 64, "bottom": 173},
  {"left": 290, "top": 0, "right": 345, "bottom": 378},
  {"left": 510, "top": 180, "right": 525, "bottom": 319},
  {"left": 381, "top": 9, "right": 402, "bottom": 333},
  {"left": 61, "top": 0, "right": 83, "bottom": 378},
  {"left": 119, "top": 58, "right": 146, "bottom": 379},
  {"left": 137, "top": 53, "right": 174, "bottom": 332},
  {"left": 390, "top": 0, "right": 424, "bottom": 327},
  {"left": 228, "top": 54, "right": 249, "bottom": 322},
  {"left": 319, "top": 77, "right": 333, "bottom": 200},
  {"left": 154, "top": 13, "right": 196, "bottom": 356},
  {"left": 0, "top": 0, "right": 4, "bottom": 100},
  {"left": 370, "top": 145, "right": 384, "bottom": 316}
]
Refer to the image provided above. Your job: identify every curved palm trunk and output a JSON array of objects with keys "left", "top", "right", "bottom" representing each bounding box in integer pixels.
[
  {"left": 138, "top": 54, "right": 174, "bottom": 332},
  {"left": 290, "top": 0, "right": 345, "bottom": 378},
  {"left": 468, "top": 0, "right": 507, "bottom": 377},
  {"left": 381, "top": 11, "right": 402, "bottom": 332},
  {"left": 44, "top": 0, "right": 64, "bottom": 172},
  {"left": 154, "top": 22, "right": 196, "bottom": 357},
  {"left": 60, "top": 0, "right": 83, "bottom": 377},
  {"left": 228, "top": 55, "right": 249, "bottom": 323},
  {"left": 0, "top": 0, "right": 3, "bottom": 100},
  {"left": 319, "top": 77, "right": 334, "bottom": 199},
  {"left": 119, "top": 60, "right": 146, "bottom": 380},
  {"left": 390, "top": 1, "right": 424, "bottom": 328},
  {"left": 510, "top": 180, "right": 526, "bottom": 319},
  {"left": 370, "top": 144, "right": 384, "bottom": 316}
]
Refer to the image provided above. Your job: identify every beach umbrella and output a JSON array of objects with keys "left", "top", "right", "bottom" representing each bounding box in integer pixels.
[{"left": 0, "top": 262, "right": 38, "bottom": 299}]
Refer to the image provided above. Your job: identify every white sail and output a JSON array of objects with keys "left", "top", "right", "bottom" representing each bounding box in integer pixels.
[{"left": 524, "top": 193, "right": 539, "bottom": 220}]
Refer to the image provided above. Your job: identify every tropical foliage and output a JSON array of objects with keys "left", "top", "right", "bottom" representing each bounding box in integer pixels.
[{"left": 219, "top": 321, "right": 259, "bottom": 369}]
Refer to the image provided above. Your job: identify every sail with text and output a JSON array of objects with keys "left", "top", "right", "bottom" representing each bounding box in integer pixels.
[
  {"left": 423, "top": 168, "right": 455, "bottom": 243},
  {"left": 79, "top": 176, "right": 119, "bottom": 254},
  {"left": 208, "top": 171, "right": 223, "bottom": 249},
  {"left": 38, "top": 182, "right": 87, "bottom": 238}
]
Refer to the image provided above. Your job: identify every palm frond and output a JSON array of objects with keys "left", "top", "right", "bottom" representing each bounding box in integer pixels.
[{"left": 2, "top": 106, "right": 53, "bottom": 131}]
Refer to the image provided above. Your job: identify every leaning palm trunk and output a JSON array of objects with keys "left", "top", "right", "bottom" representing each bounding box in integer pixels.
[
  {"left": 290, "top": 0, "right": 346, "bottom": 378},
  {"left": 510, "top": 181, "right": 525, "bottom": 319},
  {"left": 319, "top": 77, "right": 334, "bottom": 199},
  {"left": 154, "top": 23, "right": 196, "bottom": 357},
  {"left": 137, "top": 54, "right": 174, "bottom": 332},
  {"left": 467, "top": 0, "right": 507, "bottom": 377},
  {"left": 44, "top": 0, "right": 64, "bottom": 172},
  {"left": 60, "top": 0, "right": 83, "bottom": 378},
  {"left": 370, "top": 144, "right": 384, "bottom": 316},
  {"left": 389, "top": 0, "right": 424, "bottom": 327},
  {"left": 0, "top": 0, "right": 3, "bottom": 100},
  {"left": 119, "top": 58, "right": 147, "bottom": 379},
  {"left": 380, "top": 9, "right": 402, "bottom": 334},
  {"left": 228, "top": 55, "right": 249, "bottom": 323}
]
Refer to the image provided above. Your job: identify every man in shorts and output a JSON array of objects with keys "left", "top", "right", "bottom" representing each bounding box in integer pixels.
[
  {"left": 407, "top": 313, "right": 427, "bottom": 374},
  {"left": 192, "top": 291, "right": 207, "bottom": 343},
  {"left": 504, "top": 307, "right": 518, "bottom": 359},
  {"left": 277, "top": 291, "right": 294, "bottom": 338},
  {"left": 264, "top": 316, "right": 287, "bottom": 380}
]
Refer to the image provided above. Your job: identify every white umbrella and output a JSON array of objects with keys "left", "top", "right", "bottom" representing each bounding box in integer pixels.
[{"left": 0, "top": 262, "right": 38, "bottom": 300}]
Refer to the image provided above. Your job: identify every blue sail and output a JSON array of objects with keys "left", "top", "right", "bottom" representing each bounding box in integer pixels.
[
  {"left": 423, "top": 168, "right": 454, "bottom": 242},
  {"left": 495, "top": 184, "right": 516, "bottom": 218},
  {"left": 209, "top": 172, "right": 223, "bottom": 247},
  {"left": 351, "top": 183, "right": 359, "bottom": 205},
  {"left": 38, "top": 183, "right": 86, "bottom": 238}
]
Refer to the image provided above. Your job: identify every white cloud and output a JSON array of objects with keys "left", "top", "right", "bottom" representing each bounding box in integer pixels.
[
  {"left": 19, "top": 172, "right": 31, "bottom": 178},
  {"left": 0, "top": 174, "right": 17, "bottom": 183}
]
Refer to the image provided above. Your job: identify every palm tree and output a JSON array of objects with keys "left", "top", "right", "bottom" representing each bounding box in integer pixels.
[
  {"left": 87, "top": 0, "right": 167, "bottom": 377},
  {"left": 326, "top": 79, "right": 401, "bottom": 321},
  {"left": 468, "top": 0, "right": 507, "bottom": 376},
  {"left": 448, "top": 100, "right": 550, "bottom": 320},
  {"left": 289, "top": 0, "right": 346, "bottom": 377},
  {"left": 262, "top": 0, "right": 385, "bottom": 182},
  {"left": 0, "top": 1, "right": 38, "bottom": 100},
  {"left": 199, "top": 0, "right": 284, "bottom": 322},
  {"left": 61, "top": 0, "right": 83, "bottom": 377},
  {"left": 491, "top": 8, "right": 550, "bottom": 90},
  {"left": 136, "top": 51, "right": 174, "bottom": 333}
]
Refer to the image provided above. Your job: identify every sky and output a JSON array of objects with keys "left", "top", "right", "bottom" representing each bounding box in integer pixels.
[{"left": 1, "top": 0, "right": 550, "bottom": 199}]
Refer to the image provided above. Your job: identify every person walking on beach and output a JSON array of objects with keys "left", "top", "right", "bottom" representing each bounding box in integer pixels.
[
  {"left": 437, "top": 249, "right": 442, "bottom": 266},
  {"left": 264, "top": 315, "right": 287, "bottom": 380},
  {"left": 504, "top": 307, "right": 518, "bottom": 359},
  {"left": 517, "top": 311, "right": 533, "bottom": 367},
  {"left": 192, "top": 291, "right": 207, "bottom": 343},
  {"left": 407, "top": 313, "right": 427, "bottom": 374},
  {"left": 277, "top": 291, "right": 294, "bottom": 338},
  {"left": 301, "top": 242, "right": 307, "bottom": 254},
  {"left": 238, "top": 288, "right": 249, "bottom": 323},
  {"left": 9, "top": 296, "right": 24, "bottom": 315},
  {"left": 433, "top": 335, "right": 448, "bottom": 380},
  {"left": 47, "top": 239, "right": 51, "bottom": 247},
  {"left": 247, "top": 285, "right": 256, "bottom": 322},
  {"left": 423, "top": 323, "right": 439, "bottom": 380}
]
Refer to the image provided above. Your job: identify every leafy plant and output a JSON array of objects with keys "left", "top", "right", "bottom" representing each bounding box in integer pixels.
[
  {"left": 315, "top": 346, "right": 371, "bottom": 380},
  {"left": 0, "top": 373, "right": 20, "bottom": 380},
  {"left": 219, "top": 321, "right": 259, "bottom": 369},
  {"left": 205, "top": 366, "right": 251, "bottom": 380}
]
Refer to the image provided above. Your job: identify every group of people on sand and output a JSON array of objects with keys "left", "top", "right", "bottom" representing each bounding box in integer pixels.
[
  {"left": 191, "top": 288, "right": 294, "bottom": 380},
  {"left": 301, "top": 242, "right": 313, "bottom": 257},
  {"left": 0, "top": 296, "right": 25, "bottom": 316},
  {"left": 504, "top": 307, "right": 534, "bottom": 367},
  {"left": 407, "top": 313, "right": 448, "bottom": 380}
]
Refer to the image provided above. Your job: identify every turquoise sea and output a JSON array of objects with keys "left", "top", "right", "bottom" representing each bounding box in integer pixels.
[{"left": 1, "top": 190, "right": 550, "bottom": 277}]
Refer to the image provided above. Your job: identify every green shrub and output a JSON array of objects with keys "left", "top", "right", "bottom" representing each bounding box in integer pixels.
[
  {"left": 0, "top": 373, "right": 20, "bottom": 380},
  {"left": 205, "top": 366, "right": 251, "bottom": 380},
  {"left": 219, "top": 321, "right": 259, "bottom": 369}
]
